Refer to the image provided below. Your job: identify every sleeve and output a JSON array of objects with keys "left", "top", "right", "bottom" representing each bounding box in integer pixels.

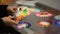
[
  {"left": 0, "top": 5, "right": 8, "bottom": 18},
  {"left": 0, "top": 18, "right": 4, "bottom": 25}
]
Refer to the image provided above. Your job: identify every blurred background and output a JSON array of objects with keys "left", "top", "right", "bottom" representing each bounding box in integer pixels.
[{"left": 0, "top": 0, "right": 60, "bottom": 34}]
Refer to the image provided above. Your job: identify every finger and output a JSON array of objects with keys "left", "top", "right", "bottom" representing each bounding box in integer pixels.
[
  {"left": 10, "top": 9, "right": 16, "bottom": 13},
  {"left": 8, "top": 15, "right": 14, "bottom": 18},
  {"left": 10, "top": 20, "right": 18, "bottom": 25},
  {"left": 11, "top": 7, "right": 17, "bottom": 13}
]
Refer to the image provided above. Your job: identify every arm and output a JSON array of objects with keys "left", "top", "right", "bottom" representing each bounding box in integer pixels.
[{"left": 0, "top": 5, "right": 9, "bottom": 26}]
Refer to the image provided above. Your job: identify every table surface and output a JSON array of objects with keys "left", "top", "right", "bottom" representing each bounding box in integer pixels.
[{"left": 13, "top": 0, "right": 60, "bottom": 34}]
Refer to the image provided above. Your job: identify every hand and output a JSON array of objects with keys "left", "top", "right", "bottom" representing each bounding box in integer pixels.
[
  {"left": 7, "top": 6, "right": 18, "bottom": 15},
  {"left": 1, "top": 15, "right": 18, "bottom": 26}
]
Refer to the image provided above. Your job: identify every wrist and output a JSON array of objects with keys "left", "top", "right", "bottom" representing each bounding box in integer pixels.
[
  {"left": 1, "top": 17, "right": 11, "bottom": 26},
  {"left": 1, "top": 17, "right": 7, "bottom": 24}
]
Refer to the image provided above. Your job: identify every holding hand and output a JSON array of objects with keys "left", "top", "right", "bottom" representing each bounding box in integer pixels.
[
  {"left": 1, "top": 15, "right": 18, "bottom": 26},
  {"left": 7, "top": 6, "right": 18, "bottom": 15}
]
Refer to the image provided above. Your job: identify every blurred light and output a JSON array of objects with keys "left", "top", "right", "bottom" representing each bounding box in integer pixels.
[
  {"left": 36, "top": 12, "right": 52, "bottom": 17},
  {"left": 54, "top": 20, "right": 60, "bottom": 26},
  {"left": 17, "top": 22, "right": 31, "bottom": 29},
  {"left": 55, "top": 15, "right": 60, "bottom": 20},
  {"left": 37, "top": 21, "right": 50, "bottom": 27}
]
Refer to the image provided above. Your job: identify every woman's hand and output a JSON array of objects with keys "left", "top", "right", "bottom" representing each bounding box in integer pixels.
[
  {"left": 7, "top": 6, "right": 18, "bottom": 15},
  {"left": 1, "top": 15, "right": 18, "bottom": 26}
]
